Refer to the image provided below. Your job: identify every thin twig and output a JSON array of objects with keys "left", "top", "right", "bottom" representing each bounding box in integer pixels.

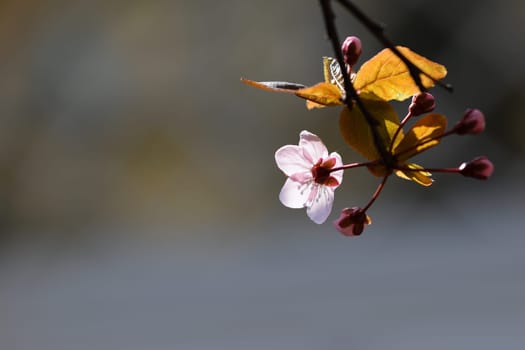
[
  {"left": 319, "top": 0, "right": 391, "bottom": 164},
  {"left": 363, "top": 175, "right": 389, "bottom": 212},
  {"left": 335, "top": 0, "right": 453, "bottom": 92}
]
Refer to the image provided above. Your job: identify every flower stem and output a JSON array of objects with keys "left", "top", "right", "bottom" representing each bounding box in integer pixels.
[
  {"left": 363, "top": 175, "right": 389, "bottom": 212},
  {"left": 330, "top": 161, "right": 376, "bottom": 173},
  {"left": 389, "top": 110, "right": 413, "bottom": 153},
  {"left": 396, "top": 165, "right": 460, "bottom": 174}
]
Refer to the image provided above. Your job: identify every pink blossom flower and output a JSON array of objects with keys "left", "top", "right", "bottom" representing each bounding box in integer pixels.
[{"left": 275, "top": 130, "right": 343, "bottom": 224}]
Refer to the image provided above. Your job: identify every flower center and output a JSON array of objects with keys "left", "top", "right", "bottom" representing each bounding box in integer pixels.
[{"left": 311, "top": 158, "right": 339, "bottom": 186}]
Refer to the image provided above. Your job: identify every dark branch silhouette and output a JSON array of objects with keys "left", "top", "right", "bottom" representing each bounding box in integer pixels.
[
  {"left": 319, "top": 0, "right": 392, "bottom": 164},
  {"left": 334, "top": 0, "right": 453, "bottom": 92}
]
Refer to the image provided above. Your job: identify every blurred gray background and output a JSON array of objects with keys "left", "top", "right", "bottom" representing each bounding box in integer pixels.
[{"left": 1, "top": 0, "right": 524, "bottom": 349}]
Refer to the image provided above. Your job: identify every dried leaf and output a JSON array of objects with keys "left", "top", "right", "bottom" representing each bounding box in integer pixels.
[
  {"left": 322, "top": 57, "right": 345, "bottom": 92},
  {"left": 240, "top": 78, "right": 306, "bottom": 93}
]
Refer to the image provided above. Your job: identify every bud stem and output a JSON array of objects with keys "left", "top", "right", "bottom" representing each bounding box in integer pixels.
[
  {"left": 330, "top": 160, "right": 376, "bottom": 173},
  {"left": 363, "top": 175, "right": 389, "bottom": 212},
  {"left": 389, "top": 110, "right": 413, "bottom": 153},
  {"left": 396, "top": 165, "right": 460, "bottom": 174}
]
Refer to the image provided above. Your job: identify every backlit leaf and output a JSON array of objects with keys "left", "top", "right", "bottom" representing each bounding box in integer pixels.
[
  {"left": 395, "top": 163, "right": 433, "bottom": 186},
  {"left": 295, "top": 82, "right": 343, "bottom": 109},
  {"left": 339, "top": 99, "right": 401, "bottom": 161},
  {"left": 354, "top": 47, "right": 447, "bottom": 101},
  {"left": 305, "top": 100, "right": 326, "bottom": 110},
  {"left": 394, "top": 113, "right": 447, "bottom": 161}
]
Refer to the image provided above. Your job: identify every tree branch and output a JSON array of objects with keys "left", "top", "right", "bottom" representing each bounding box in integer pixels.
[
  {"left": 319, "top": 0, "right": 391, "bottom": 164},
  {"left": 334, "top": 0, "right": 453, "bottom": 92}
]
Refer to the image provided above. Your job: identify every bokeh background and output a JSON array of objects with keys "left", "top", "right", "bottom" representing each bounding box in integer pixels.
[{"left": 1, "top": 0, "right": 524, "bottom": 349}]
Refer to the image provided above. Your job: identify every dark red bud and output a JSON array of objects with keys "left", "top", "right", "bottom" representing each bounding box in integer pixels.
[
  {"left": 459, "top": 156, "right": 494, "bottom": 180},
  {"left": 454, "top": 109, "right": 486, "bottom": 135},
  {"left": 341, "top": 36, "right": 362, "bottom": 67},
  {"left": 408, "top": 92, "right": 436, "bottom": 116},
  {"left": 333, "top": 207, "right": 371, "bottom": 236}
]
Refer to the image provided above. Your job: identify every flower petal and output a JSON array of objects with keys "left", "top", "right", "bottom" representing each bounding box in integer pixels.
[
  {"left": 289, "top": 172, "right": 312, "bottom": 183},
  {"left": 299, "top": 130, "right": 328, "bottom": 163},
  {"left": 328, "top": 151, "right": 344, "bottom": 186},
  {"left": 306, "top": 186, "right": 334, "bottom": 224},
  {"left": 275, "top": 144, "right": 312, "bottom": 176},
  {"left": 279, "top": 178, "right": 310, "bottom": 209}
]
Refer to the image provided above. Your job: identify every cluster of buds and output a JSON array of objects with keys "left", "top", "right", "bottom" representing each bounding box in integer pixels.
[
  {"left": 244, "top": 35, "right": 494, "bottom": 237},
  {"left": 274, "top": 96, "right": 493, "bottom": 236},
  {"left": 333, "top": 94, "right": 493, "bottom": 235}
]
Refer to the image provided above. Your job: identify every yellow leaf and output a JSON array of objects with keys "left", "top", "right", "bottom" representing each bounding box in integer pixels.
[
  {"left": 295, "top": 82, "right": 343, "bottom": 108},
  {"left": 394, "top": 113, "right": 447, "bottom": 161},
  {"left": 305, "top": 100, "right": 327, "bottom": 110},
  {"left": 354, "top": 47, "right": 447, "bottom": 101},
  {"left": 395, "top": 163, "right": 433, "bottom": 186},
  {"left": 339, "top": 99, "right": 401, "bottom": 161}
]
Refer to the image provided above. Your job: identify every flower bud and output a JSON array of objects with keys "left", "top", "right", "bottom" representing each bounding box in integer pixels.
[
  {"left": 459, "top": 156, "right": 494, "bottom": 180},
  {"left": 408, "top": 92, "right": 435, "bottom": 116},
  {"left": 341, "top": 36, "right": 362, "bottom": 67},
  {"left": 333, "top": 207, "right": 371, "bottom": 236},
  {"left": 454, "top": 108, "right": 485, "bottom": 135}
]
